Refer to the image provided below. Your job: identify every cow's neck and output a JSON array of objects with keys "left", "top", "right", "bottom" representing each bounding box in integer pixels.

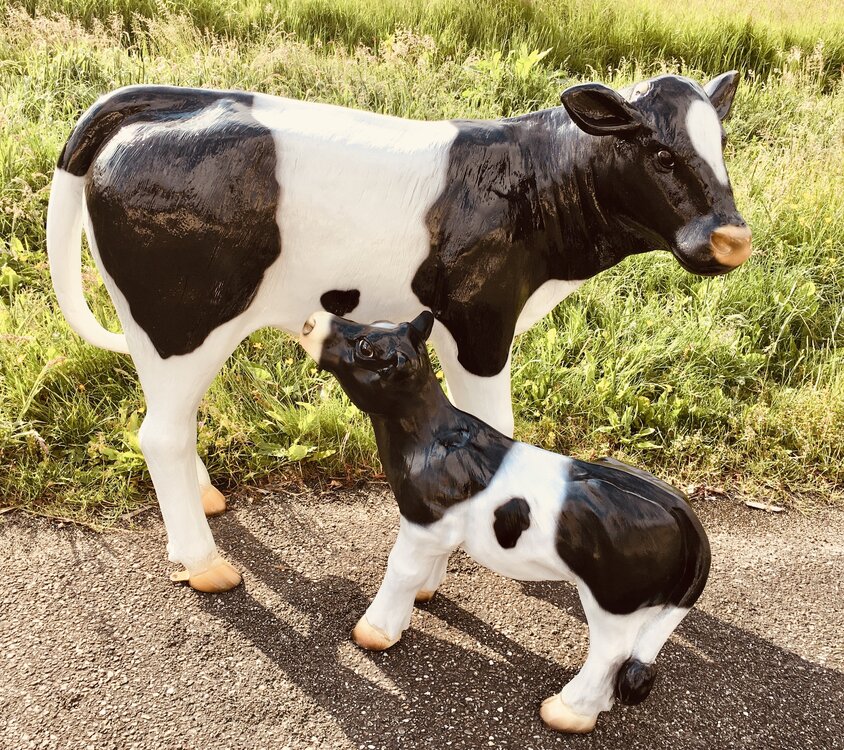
[
  {"left": 368, "top": 377, "right": 513, "bottom": 525},
  {"left": 512, "top": 108, "right": 647, "bottom": 281}
]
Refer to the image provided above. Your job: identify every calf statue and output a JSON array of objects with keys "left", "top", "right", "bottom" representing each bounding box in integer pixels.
[
  {"left": 299, "top": 310, "right": 711, "bottom": 734},
  {"left": 47, "top": 73, "right": 746, "bottom": 590}
]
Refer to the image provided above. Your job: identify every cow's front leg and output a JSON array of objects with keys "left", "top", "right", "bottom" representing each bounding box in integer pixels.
[
  {"left": 430, "top": 326, "right": 514, "bottom": 437},
  {"left": 353, "top": 520, "right": 453, "bottom": 651}
]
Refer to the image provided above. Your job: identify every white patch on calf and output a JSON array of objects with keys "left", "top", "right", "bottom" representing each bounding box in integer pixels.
[
  {"left": 248, "top": 95, "right": 458, "bottom": 333},
  {"left": 686, "top": 99, "right": 729, "bottom": 186}
]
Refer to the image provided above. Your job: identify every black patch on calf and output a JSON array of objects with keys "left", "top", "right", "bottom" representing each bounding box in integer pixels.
[
  {"left": 83, "top": 87, "right": 281, "bottom": 358},
  {"left": 555, "top": 458, "right": 710, "bottom": 614},
  {"left": 615, "top": 658, "right": 657, "bottom": 705},
  {"left": 493, "top": 497, "right": 531, "bottom": 548},
  {"left": 320, "top": 289, "right": 360, "bottom": 317}
]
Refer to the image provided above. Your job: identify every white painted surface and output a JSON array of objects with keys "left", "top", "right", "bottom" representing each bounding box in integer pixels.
[{"left": 686, "top": 98, "right": 729, "bottom": 186}]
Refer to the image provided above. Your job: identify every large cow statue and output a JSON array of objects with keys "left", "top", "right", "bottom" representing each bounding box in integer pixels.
[{"left": 47, "top": 72, "right": 750, "bottom": 590}]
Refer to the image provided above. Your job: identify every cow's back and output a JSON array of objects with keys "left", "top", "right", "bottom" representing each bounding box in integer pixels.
[{"left": 248, "top": 94, "right": 458, "bottom": 331}]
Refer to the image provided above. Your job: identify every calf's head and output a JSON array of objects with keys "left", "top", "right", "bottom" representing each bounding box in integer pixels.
[
  {"left": 561, "top": 71, "right": 751, "bottom": 275},
  {"left": 299, "top": 311, "right": 435, "bottom": 415}
]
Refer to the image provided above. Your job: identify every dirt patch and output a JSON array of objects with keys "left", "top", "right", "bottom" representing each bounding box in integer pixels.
[{"left": 1, "top": 488, "right": 842, "bottom": 750}]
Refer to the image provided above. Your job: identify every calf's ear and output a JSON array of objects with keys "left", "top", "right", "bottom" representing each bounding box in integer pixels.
[
  {"left": 409, "top": 310, "right": 435, "bottom": 342},
  {"left": 704, "top": 71, "right": 739, "bottom": 121},
  {"left": 560, "top": 83, "right": 644, "bottom": 137}
]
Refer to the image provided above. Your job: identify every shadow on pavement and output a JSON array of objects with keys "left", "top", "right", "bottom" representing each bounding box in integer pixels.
[{"left": 204, "top": 515, "right": 844, "bottom": 749}]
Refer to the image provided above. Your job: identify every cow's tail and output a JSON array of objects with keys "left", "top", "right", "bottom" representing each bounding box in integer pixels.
[{"left": 46, "top": 168, "right": 129, "bottom": 354}]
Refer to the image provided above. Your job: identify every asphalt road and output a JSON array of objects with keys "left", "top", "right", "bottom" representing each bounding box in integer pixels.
[{"left": 1, "top": 486, "right": 842, "bottom": 750}]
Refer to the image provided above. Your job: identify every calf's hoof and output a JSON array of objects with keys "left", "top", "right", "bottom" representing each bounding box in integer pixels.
[
  {"left": 170, "top": 556, "right": 242, "bottom": 593},
  {"left": 201, "top": 486, "right": 227, "bottom": 517},
  {"left": 540, "top": 694, "right": 597, "bottom": 734},
  {"left": 415, "top": 589, "right": 436, "bottom": 603},
  {"left": 352, "top": 615, "right": 399, "bottom": 651}
]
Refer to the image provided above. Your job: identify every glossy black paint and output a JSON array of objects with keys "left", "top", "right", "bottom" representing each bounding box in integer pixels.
[
  {"left": 320, "top": 289, "right": 360, "bottom": 317},
  {"left": 557, "top": 458, "right": 710, "bottom": 614},
  {"left": 493, "top": 497, "right": 531, "bottom": 549},
  {"left": 308, "top": 313, "right": 710, "bottom": 617},
  {"left": 416, "top": 74, "right": 744, "bottom": 376},
  {"left": 78, "top": 86, "right": 281, "bottom": 358},
  {"left": 615, "top": 658, "right": 658, "bottom": 705},
  {"left": 312, "top": 312, "right": 511, "bottom": 526}
]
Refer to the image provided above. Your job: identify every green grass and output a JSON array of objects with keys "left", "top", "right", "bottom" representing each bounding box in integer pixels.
[{"left": 0, "top": 1, "right": 842, "bottom": 521}]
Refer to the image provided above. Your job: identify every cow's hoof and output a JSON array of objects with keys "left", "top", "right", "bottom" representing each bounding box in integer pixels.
[
  {"left": 170, "top": 556, "right": 242, "bottom": 593},
  {"left": 352, "top": 615, "right": 398, "bottom": 651},
  {"left": 415, "top": 589, "right": 436, "bottom": 603},
  {"left": 539, "top": 694, "right": 597, "bottom": 733},
  {"left": 201, "top": 486, "right": 227, "bottom": 517}
]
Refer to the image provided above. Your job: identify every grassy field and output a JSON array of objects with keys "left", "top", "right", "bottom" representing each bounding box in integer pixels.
[{"left": 1, "top": 0, "right": 842, "bottom": 522}]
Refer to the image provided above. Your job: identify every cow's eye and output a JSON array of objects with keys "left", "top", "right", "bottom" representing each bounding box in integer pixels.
[
  {"left": 656, "top": 149, "right": 675, "bottom": 170},
  {"left": 356, "top": 338, "right": 375, "bottom": 359}
]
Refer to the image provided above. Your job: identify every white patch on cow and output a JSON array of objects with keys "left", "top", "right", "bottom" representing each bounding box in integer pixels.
[
  {"left": 515, "top": 278, "right": 586, "bottom": 335},
  {"left": 686, "top": 99, "right": 729, "bottom": 186},
  {"left": 248, "top": 95, "right": 459, "bottom": 334}
]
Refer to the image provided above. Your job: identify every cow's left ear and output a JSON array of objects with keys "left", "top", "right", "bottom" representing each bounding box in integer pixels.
[
  {"left": 408, "top": 310, "right": 434, "bottom": 342},
  {"left": 560, "top": 83, "right": 644, "bottom": 137},
  {"left": 704, "top": 71, "right": 739, "bottom": 121}
]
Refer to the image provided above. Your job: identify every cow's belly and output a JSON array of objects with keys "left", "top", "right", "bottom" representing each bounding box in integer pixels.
[{"left": 248, "top": 94, "right": 459, "bottom": 334}]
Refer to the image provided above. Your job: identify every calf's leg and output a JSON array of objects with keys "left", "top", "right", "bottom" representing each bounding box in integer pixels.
[
  {"left": 354, "top": 520, "right": 454, "bottom": 650},
  {"left": 414, "top": 552, "right": 449, "bottom": 603},
  {"left": 541, "top": 586, "right": 655, "bottom": 733}
]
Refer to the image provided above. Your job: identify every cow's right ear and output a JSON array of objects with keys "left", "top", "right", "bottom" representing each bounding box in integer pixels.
[
  {"left": 408, "top": 311, "right": 434, "bottom": 342},
  {"left": 561, "top": 83, "right": 644, "bottom": 137}
]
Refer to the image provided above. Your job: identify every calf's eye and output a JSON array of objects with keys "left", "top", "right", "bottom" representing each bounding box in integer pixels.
[
  {"left": 656, "top": 149, "right": 675, "bottom": 170},
  {"left": 356, "top": 338, "right": 375, "bottom": 359}
]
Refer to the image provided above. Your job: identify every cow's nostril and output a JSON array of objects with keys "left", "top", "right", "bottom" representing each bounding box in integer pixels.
[
  {"left": 710, "top": 225, "right": 752, "bottom": 268},
  {"left": 302, "top": 317, "right": 315, "bottom": 336}
]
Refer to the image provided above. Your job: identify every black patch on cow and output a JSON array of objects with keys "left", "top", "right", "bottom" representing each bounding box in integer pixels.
[
  {"left": 493, "top": 497, "right": 531, "bottom": 548},
  {"left": 555, "top": 457, "right": 710, "bottom": 615},
  {"left": 414, "top": 113, "right": 636, "bottom": 378},
  {"left": 82, "top": 86, "right": 281, "bottom": 358},
  {"left": 615, "top": 658, "right": 658, "bottom": 705},
  {"left": 415, "top": 78, "right": 748, "bottom": 376},
  {"left": 320, "top": 289, "right": 360, "bottom": 317}
]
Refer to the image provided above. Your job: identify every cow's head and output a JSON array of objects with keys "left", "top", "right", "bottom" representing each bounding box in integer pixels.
[
  {"left": 560, "top": 71, "right": 751, "bottom": 275},
  {"left": 299, "top": 311, "right": 435, "bottom": 415}
]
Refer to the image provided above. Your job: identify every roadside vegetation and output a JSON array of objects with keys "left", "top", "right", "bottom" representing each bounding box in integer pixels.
[{"left": 1, "top": 0, "right": 842, "bottom": 522}]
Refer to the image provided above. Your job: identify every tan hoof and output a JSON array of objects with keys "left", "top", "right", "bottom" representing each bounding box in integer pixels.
[
  {"left": 415, "top": 589, "right": 436, "bottom": 603},
  {"left": 201, "top": 485, "right": 227, "bottom": 517},
  {"left": 351, "top": 615, "right": 398, "bottom": 651},
  {"left": 170, "top": 556, "right": 242, "bottom": 593},
  {"left": 540, "top": 694, "right": 597, "bottom": 733}
]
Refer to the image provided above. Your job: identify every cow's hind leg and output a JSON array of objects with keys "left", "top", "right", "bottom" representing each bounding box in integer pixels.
[
  {"left": 195, "top": 453, "right": 226, "bottom": 517},
  {"left": 133, "top": 330, "right": 244, "bottom": 593},
  {"left": 540, "top": 586, "right": 654, "bottom": 733}
]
